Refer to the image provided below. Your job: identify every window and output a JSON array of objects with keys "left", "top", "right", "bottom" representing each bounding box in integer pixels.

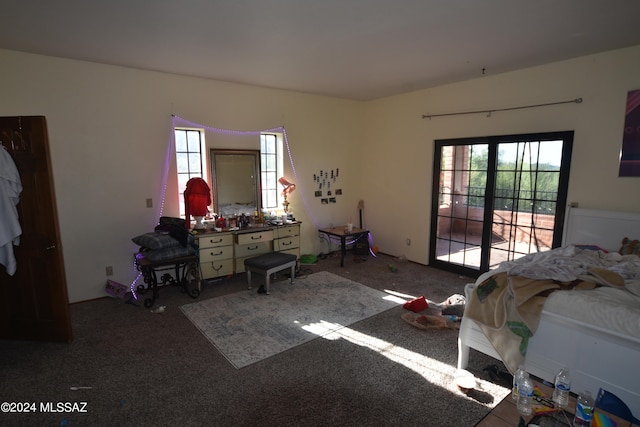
[
  {"left": 260, "top": 133, "right": 284, "bottom": 212},
  {"left": 175, "top": 128, "right": 206, "bottom": 217}
]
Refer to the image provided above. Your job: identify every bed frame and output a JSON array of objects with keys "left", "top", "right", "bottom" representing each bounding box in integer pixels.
[{"left": 457, "top": 207, "right": 640, "bottom": 417}]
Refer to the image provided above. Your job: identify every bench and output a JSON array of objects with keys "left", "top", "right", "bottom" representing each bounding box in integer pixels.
[{"left": 244, "top": 252, "right": 297, "bottom": 295}]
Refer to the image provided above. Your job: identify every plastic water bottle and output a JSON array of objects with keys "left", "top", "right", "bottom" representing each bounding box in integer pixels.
[
  {"left": 512, "top": 364, "right": 526, "bottom": 400},
  {"left": 552, "top": 367, "right": 571, "bottom": 408},
  {"left": 517, "top": 373, "right": 534, "bottom": 416},
  {"left": 573, "top": 391, "right": 594, "bottom": 427}
]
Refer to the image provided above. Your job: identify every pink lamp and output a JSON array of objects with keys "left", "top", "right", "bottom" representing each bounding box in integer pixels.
[{"left": 278, "top": 177, "right": 296, "bottom": 213}]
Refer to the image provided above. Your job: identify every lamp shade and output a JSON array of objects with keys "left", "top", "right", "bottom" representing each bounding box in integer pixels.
[
  {"left": 184, "top": 177, "right": 211, "bottom": 228},
  {"left": 278, "top": 176, "right": 296, "bottom": 197}
]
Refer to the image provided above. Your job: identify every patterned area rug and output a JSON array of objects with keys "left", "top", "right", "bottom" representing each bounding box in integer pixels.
[{"left": 180, "top": 271, "right": 401, "bottom": 369}]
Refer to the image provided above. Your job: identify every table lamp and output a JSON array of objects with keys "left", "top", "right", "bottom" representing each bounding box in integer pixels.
[
  {"left": 184, "top": 177, "right": 212, "bottom": 229},
  {"left": 278, "top": 177, "right": 296, "bottom": 213}
]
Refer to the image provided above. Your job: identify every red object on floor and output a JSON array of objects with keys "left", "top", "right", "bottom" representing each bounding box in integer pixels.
[{"left": 403, "top": 295, "right": 428, "bottom": 313}]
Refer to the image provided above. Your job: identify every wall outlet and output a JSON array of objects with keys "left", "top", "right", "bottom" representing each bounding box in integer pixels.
[
  {"left": 406, "top": 238, "right": 411, "bottom": 246},
  {"left": 146, "top": 198, "right": 153, "bottom": 208},
  {"left": 106, "top": 266, "right": 113, "bottom": 276}
]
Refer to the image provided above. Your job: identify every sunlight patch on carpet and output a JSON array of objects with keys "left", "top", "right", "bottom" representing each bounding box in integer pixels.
[
  {"left": 180, "top": 271, "right": 401, "bottom": 369},
  {"left": 321, "top": 325, "right": 510, "bottom": 403}
]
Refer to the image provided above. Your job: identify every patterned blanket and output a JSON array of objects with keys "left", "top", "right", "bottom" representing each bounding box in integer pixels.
[{"left": 465, "top": 272, "right": 560, "bottom": 374}]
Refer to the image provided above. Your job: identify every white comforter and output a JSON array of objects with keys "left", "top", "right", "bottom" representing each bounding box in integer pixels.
[
  {"left": 504, "top": 245, "right": 640, "bottom": 283},
  {"left": 479, "top": 245, "right": 640, "bottom": 341}
]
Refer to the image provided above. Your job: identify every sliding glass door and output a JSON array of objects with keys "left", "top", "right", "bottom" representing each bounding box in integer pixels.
[{"left": 429, "top": 131, "right": 573, "bottom": 277}]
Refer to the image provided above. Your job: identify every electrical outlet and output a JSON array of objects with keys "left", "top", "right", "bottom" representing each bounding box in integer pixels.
[
  {"left": 106, "top": 266, "right": 113, "bottom": 276},
  {"left": 146, "top": 198, "right": 153, "bottom": 208},
  {"left": 406, "top": 238, "right": 411, "bottom": 246}
]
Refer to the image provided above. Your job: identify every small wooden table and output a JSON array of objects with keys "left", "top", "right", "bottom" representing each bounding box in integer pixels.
[{"left": 318, "top": 226, "right": 369, "bottom": 267}]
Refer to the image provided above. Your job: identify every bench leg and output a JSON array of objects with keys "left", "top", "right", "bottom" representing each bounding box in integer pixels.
[
  {"left": 264, "top": 273, "right": 271, "bottom": 295},
  {"left": 290, "top": 264, "right": 295, "bottom": 284},
  {"left": 247, "top": 270, "right": 252, "bottom": 290}
]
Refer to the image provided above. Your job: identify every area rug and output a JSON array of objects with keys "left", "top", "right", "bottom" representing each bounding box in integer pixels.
[{"left": 179, "top": 271, "right": 401, "bottom": 369}]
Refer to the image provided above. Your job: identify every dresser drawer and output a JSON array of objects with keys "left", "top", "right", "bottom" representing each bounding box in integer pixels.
[
  {"left": 200, "top": 259, "right": 234, "bottom": 278},
  {"left": 236, "top": 230, "right": 273, "bottom": 246},
  {"left": 234, "top": 241, "right": 272, "bottom": 258},
  {"left": 276, "top": 225, "right": 299, "bottom": 238},
  {"left": 274, "top": 235, "right": 300, "bottom": 251},
  {"left": 198, "top": 234, "right": 234, "bottom": 249},
  {"left": 199, "top": 245, "right": 234, "bottom": 263}
]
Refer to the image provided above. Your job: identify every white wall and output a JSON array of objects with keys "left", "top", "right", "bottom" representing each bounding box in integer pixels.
[
  {"left": 2, "top": 44, "right": 639, "bottom": 302},
  {"left": 0, "top": 49, "right": 363, "bottom": 302},
  {"left": 362, "top": 45, "right": 640, "bottom": 264}
]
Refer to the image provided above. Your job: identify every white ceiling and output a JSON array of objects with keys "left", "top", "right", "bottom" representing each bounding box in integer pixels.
[{"left": 2, "top": 1, "right": 640, "bottom": 101}]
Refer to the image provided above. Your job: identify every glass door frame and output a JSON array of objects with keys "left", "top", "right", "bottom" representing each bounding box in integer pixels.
[{"left": 429, "top": 131, "right": 574, "bottom": 278}]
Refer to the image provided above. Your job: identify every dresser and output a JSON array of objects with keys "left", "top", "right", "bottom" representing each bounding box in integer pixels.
[{"left": 195, "top": 223, "right": 301, "bottom": 280}]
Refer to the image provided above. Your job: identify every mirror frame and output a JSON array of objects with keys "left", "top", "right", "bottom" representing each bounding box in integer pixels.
[{"left": 210, "top": 149, "right": 261, "bottom": 217}]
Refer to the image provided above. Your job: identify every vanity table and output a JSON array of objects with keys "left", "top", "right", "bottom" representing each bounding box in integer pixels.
[
  {"left": 194, "top": 223, "right": 301, "bottom": 281},
  {"left": 318, "top": 226, "right": 369, "bottom": 267}
]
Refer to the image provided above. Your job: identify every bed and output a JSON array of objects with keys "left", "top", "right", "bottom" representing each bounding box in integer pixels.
[{"left": 457, "top": 207, "right": 640, "bottom": 417}]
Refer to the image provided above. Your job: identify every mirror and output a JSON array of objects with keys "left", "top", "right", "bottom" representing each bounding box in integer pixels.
[{"left": 210, "top": 149, "right": 261, "bottom": 218}]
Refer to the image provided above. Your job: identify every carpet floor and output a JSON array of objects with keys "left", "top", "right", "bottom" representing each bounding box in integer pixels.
[{"left": 0, "top": 252, "right": 510, "bottom": 426}]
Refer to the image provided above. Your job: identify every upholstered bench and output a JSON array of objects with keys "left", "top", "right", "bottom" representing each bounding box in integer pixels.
[{"left": 244, "top": 252, "right": 297, "bottom": 295}]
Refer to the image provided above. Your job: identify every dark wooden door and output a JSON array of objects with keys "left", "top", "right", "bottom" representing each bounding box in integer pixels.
[{"left": 0, "top": 116, "right": 72, "bottom": 342}]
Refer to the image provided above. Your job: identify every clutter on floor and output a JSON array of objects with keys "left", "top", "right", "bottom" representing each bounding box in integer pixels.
[
  {"left": 401, "top": 293, "right": 467, "bottom": 330},
  {"left": 401, "top": 313, "right": 458, "bottom": 330}
]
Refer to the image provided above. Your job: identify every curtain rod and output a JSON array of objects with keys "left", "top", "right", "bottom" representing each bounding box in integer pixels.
[{"left": 421, "top": 97, "right": 583, "bottom": 119}]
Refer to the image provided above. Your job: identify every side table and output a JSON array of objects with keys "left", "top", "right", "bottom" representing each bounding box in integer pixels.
[{"left": 318, "top": 226, "right": 369, "bottom": 267}]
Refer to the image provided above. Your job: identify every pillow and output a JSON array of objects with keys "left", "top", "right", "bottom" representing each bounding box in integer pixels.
[
  {"left": 619, "top": 237, "right": 640, "bottom": 256},
  {"left": 141, "top": 245, "right": 196, "bottom": 262},
  {"left": 132, "top": 232, "right": 181, "bottom": 250}
]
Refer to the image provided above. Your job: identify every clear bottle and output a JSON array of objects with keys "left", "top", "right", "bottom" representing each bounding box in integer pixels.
[
  {"left": 552, "top": 367, "right": 571, "bottom": 408},
  {"left": 517, "top": 373, "right": 534, "bottom": 416},
  {"left": 512, "top": 364, "right": 527, "bottom": 400},
  {"left": 573, "top": 391, "right": 595, "bottom": 427}
]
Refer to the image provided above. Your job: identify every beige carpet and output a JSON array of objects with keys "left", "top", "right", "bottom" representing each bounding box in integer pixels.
[{"left": 180, "top": 271, "right": 402, "bottom": 368}]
